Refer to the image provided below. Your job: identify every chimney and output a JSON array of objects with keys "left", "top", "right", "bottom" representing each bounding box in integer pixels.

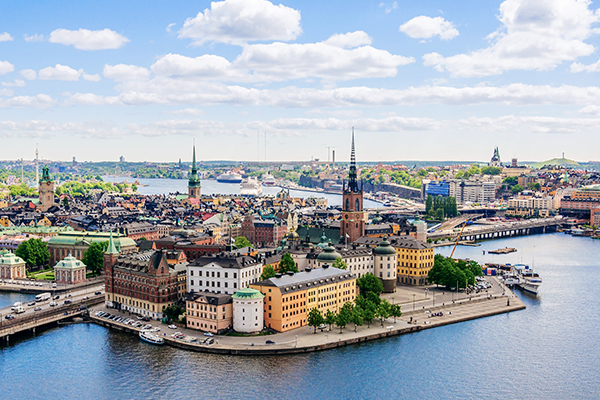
[
  {"left": 286, "top": 271, "right": 294, "bottom": 276},
  {"left": 275, "top": 273, "right": 282, "bottom": 278},
  {"left": 323, "top": 263, "right": 330, "bottom": 269},
  {"left": 305, "top": 267, "right": 311, "bottom": 272}
]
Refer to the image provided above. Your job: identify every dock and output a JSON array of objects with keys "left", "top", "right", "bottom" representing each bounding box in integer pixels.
[{"left": 489, "top": 247, "right": 517, "bottom": 254}]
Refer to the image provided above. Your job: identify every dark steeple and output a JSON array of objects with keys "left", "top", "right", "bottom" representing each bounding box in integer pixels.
[
  {"left": 188, "top": 141, "right": 201, "bottom": 188},
  {"left": 345, "top": 128, "right": 360, "bottom": 193}
]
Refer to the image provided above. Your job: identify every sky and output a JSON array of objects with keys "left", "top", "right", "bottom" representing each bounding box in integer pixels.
[{"left": 2, "top": 0, "right": 600, "bottom": 164}]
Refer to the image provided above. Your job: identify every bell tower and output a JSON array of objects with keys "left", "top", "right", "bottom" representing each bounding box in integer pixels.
[
  {"left": 188, "top": 141, "right": 201, "bottom": 198},
  {"left": 38, "top": 164, "right": 55, "bottom": 211},
  {"left": 341, "top": 129, "right": 365, "bottom": 244}
]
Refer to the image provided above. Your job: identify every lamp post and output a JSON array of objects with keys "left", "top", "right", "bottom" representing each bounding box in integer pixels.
[{"left": 412, "top": 294, "right": 415, "bottom": 311}]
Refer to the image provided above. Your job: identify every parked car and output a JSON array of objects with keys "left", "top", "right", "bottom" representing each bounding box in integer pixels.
[
  {"left": 203, "top": 332, "right": 214, "bottom": 337},
  {"left": 168, "top": 324, "right": 177, "bottom": 329},
  {"left": 27, "top": 301, "right": 36, "bottom": 306},
  {"left": 49, "top": 302, "right": 58, "bottom": 307},
  {"left": 265, "top": 340, "right": 275, "bottom": 345},
  {"left": 34, "top": 307, "right": 42, "bottom": 311},
  {"left": 94, "top": 291, "right": 102, "bottom": 295},
  {"left": 5, "top": 314, "right": 15, "bottom": 320},
  {"left": 64, "top": 300, "right": 72, "bottom": 305},
  {"left": 53, "top": 295, "right": 60, "bottom": 300}
]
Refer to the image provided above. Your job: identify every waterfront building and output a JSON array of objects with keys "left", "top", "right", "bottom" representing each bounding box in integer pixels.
[
  {"left": 232, "top": 288, "right": 265, "bottom": 333},
  {"left": 0, "top": 249, "right": 26, "bottom": 279},
  {"left": 251, "top": 266, "right": 356, "bottom": 332},
  {"left": 306, "top": 244, "right": 373, "bottom": 278},
  {"left": 185, "top": 292, "right": 232, "bottom": 334},
  {"left": 188, "top": 144, "right": 202, "bottom": 199},
  {"left": 54, "top": 254, "right": 87, "bottom": 285},
  {"left": 187, "top": 254, "right": 262, "bottom": 296},
  {"left": 448, "top": 179, "right": 496, "bottom": 204},
  {"left": 373, "top": 239, "right": 397, "bottom": 293},
  {"left": 341, "top": 130, "right": 366, "bottom": 243},
  {"left": 104, "top": 238, "right": 179, "bottom": 319},
  {"left": 425, "top": 181, "right": 450, "bottom": 197},
  {"left": 48, "top": 231, "right": 136, "bottom": 265},
  {"left": 38, "top": 164, "right": 55, "bottom": 212}
]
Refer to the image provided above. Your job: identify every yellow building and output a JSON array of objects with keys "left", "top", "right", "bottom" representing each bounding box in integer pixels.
[
  {"left": 391, "top": 236, "right": 434, "bottom": 286},
  {"left": 251, "top": 266, "right": 356, "bottom": 332}
]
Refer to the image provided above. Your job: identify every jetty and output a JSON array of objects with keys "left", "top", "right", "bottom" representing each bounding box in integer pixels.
[{"left": 489, "top": 247, "right": 517, "bottom": 254}]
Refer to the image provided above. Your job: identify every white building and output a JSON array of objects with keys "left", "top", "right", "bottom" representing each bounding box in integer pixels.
[
  {"left": 187, "top": 254, "right": 262, "bottom": 295},
  {"left": 449, "top": 179, "right": 496, "bottom": 204},
  {"left": 232, "top": 288, "right": 265, "bottom": 333},
  {"left": 306, "top": 245, "right": 374, "bottom": 278}
]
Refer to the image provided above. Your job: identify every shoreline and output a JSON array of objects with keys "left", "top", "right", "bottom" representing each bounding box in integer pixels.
[{"left": 90, "top": 293, "right": 525, "bottom": 356}]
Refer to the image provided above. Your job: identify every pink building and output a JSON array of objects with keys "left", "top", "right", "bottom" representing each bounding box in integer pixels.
[{"left": 54, "top": 255, "right": 87, "bottom": 285}]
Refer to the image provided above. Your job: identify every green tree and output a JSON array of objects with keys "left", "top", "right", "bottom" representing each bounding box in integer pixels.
[
  {"left": 163, "top": 304, "right": 183, "bottom": 322},
  {"left": 260, "top": 264, "right": 277, "bottom": 281},
  {"left": 481, "top": 166, "right": 501, "bottom": 175},
  {"left": 511, "top": 184, "right": 524, "bottom": 194},
  {"left": 362, "top": 301, "right": 376, "bottom": 328},
  {"left": 15, "top": 238, "right": 50, "bottom": 269},
  {"left": 233, "top": 236, "right": 252, "bottom": 249},
  {"left": 426, "top": 195, "right": 433, "bottom": 215},
  {"left": 332, "top": 257, "right": 347, "bottom": 270},
  {"left": 356, "top": 273, "right": 384, "bottom": 300},
  {"left": 502, "top": 176, "right": 517, "bottom": 185},
  {"left": 376, "top": 299, "right": 391, "bottom": 327},
  {"left": 389, "top": 304, "right": 402, "bottom": 323},
  {"left": 324, "top": 309, "right": 337, "bottom": 331},
  {"left": 82, "top": 241, "right": 108, "bottom": 276},
  {"left": 336, "top": 302, "right": 353, "bottom": 333},
  {"left": 278, "top": 253, "right": 299, "bottom": 274},
  {"left": 350, "top": 304, "right": 363, "bottom": 332},
  {"left": 61, "top": 197, "right": 69, "bottom": 208},
  {"left": 307, "top": 308, "right": 325, "bottom": 334}
]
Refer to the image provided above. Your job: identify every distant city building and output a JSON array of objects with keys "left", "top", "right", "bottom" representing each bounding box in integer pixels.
[
  {"left": 48, "top": 231, "right": 136, "bottom": 265},
  {"left": 489, "top": 147, "right": 501, "bottom": 167},
  {"left": 119, "top": 156, "right": 125, "bottom": 163},
  {"left": 448, "top": 180, "right": 496, "bottom": 204},
  {"left": 425, "top": 181, "right": 450, "bottom": 197},
  {"left": 187, "top": 254, "right": 262, "bottom": 295}
]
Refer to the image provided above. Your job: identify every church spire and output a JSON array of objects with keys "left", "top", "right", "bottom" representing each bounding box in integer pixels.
[
  {"left": 106, "top": 231, "right": 119, "bottom": 255},
  {"left": 346, "top": 128, "right": 359, "bottom": 193},
  {"left": 188, "top": 140, "right": 200, "bottom": 188}
]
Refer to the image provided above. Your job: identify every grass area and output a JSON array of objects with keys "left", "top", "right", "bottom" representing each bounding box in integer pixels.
[
  {"left": 225, "top": 330, "right": 274, "bottom": 337},
  {"left": 33, "top": 270, "right": 55, "bottom": 280}
]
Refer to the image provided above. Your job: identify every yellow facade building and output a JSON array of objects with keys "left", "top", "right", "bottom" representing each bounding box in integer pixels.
[
  {"left": 251, "top": 266, "right": 356, "bottom": 332},
  {"left": 391, "top": 236, "right": 434, "bottom": 286}
]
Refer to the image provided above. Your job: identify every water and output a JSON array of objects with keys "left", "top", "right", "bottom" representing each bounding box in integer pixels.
[
  {"left": 2, "top": 233, "right": 599, "bottom": 399},
  {"left": 102, "top": 176, "right": 382, "bottom": 208},
  {"left": 0, "top": 292, "right": 35, "bottom": 309}
]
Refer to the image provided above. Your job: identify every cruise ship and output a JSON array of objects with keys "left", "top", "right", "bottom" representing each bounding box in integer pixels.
[
  {"left": 262, "top": 173, "right": 276, "bottom": 186},
  {"left": 240, "top": 177, "right": 263, "bottom": 196},
  {"left": 512, "top": 264, "right": 542, "bottom": 295},
  {"left": 216, "top": 171, "right": 243, "bottom": 183}
]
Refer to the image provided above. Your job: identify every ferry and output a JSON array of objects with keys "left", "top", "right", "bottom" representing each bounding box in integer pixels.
[
  {"left": 240, "top": 177, "right": 263, "bottom": 196},
  {"left": 262, "top": 173, "right": 276, "bottom": 186},
  {"left": 139, "top": 330, "right": 165, "bottom": 346},
  {"left": 512, "top": 264, "right": 542, "bottom": 295},
  {"left": 217, "top": 171, "right": 243, "bottom": 183}
]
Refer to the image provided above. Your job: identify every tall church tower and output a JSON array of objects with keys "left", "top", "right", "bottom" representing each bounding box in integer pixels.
[
  {"left": 103, "top": 232, "right": 120, "bottom": 308},
  {"left": 188, "top": 142, "right": 201, "bottom": 198},
  {"left": 38, "top": 164, "right": 55, "bottom": 211},
  {"left": 341, "top": 129, "right": 365, "bottom": 244}
]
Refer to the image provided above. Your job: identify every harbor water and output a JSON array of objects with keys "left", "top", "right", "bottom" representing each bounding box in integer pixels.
[{"left": 1, "top": 233, "right": 599, "bottom": 399}]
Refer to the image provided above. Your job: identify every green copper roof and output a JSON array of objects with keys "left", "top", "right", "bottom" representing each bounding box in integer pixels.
[
  {"left": 40, "top": 164, "right": 52, "bottom": 183},
  {"left": 232, "top": 288, "right": 265, "bottom": 300},
  {"left": 106, "top": 231, "right": 119, "bottom": 254},
  {"left": 374, "top": 239, "right": 397, "bottom": 255},
  {"left": 54, "top": 254, "right": 86, "bottom": 270},
  {"left": 317, "top": 244, "right": 342, "bottom": 262},
  {"left": 188, "top": 144, "right": 201, "bottom": 188},
  {"left": 0, "top": 251, "right": 25, "bottom": 265}
]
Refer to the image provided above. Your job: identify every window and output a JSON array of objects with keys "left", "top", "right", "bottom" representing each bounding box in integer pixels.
[{"left": 191, "top": 280, "right": 194, "bottom": 286}]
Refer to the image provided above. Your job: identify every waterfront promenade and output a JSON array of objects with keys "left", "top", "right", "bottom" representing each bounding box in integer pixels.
[{"left": 90, "top": 277, "right": 525, "bottom": 356}]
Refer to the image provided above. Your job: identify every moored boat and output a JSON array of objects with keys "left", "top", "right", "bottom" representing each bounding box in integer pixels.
[
  {"left": 217, "top": 171, "right": 243, "bottom": 183},
  {"left": 262, "top": 173, "right": 276, "bottom": 186},
  {"left": 240, "top": 177, "right": 262, "bottom": 196},
  {"left": 139, "top": 330, "right": 164, "bottom": 346}
]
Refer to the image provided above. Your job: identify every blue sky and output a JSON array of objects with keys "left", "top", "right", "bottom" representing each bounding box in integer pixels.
[{"left": 2, "top": 0, "right": 600, "bottom": 163}]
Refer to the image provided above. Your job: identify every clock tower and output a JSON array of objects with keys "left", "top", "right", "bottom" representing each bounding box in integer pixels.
[{"left": 341, "top": 129, "right": 365, "bottom": 244}]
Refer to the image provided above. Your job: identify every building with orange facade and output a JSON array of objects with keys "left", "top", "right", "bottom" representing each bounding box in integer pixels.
[
  {"left": 251, "top": 266, "right": 356, "bottom": 333},
  {"left": 185, "top": 292, "right": 232, "bottom": 334}
]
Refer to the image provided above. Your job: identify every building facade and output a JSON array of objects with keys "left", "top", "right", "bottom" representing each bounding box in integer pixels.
[
  {"left": 185, "top": 292, "right": 232, "bottom": 334},
  {"left": 48, "top": 231, "right": 136, "bottom": 265},
  {"left": 38, "top": 164, "right": 55, "bottom": 212},
  {"left": 187, "top": 254, "right": 262, "bottom": 295},
  {"left": 340, "top": 130, "right": 366, "bottom": 243},
  {"left": 0, "top": 249, "right": 26, "bottom": 279},
  {"left": 54, "top": 254, "right": 87, "bottom": 285},
  {"left": 232, "top": 288, "right": 265, "bottom": 333}
]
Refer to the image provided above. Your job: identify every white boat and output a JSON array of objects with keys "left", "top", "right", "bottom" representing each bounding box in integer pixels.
[
  {"left": 217, "top": 171, "right": 243, "bottom": 183},
  {"left": 519, "top": 276, "right": 542, "bottom": 295},
  {"left": 240, "top": 177, "right": 262, "bottom": 196},
  {"left": 262, "top": 173, "right": 276, "bottom": 186},
  {"left": 139, "top": 330, "right": 164, "bottom": 346}
]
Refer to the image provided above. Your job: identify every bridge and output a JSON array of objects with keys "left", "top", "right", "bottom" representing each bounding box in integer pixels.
[
  {"left": 0, "top": 295, "right": 104, "bottom": 344},
  {"left": 428, "top": 217, "right": 566, "bottom": 241}
]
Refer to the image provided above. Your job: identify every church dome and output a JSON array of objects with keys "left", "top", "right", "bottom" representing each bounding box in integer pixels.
[
  {"left": 317, "top": 244, "right": 341, "bottom": 262},
  {"left": 373, "top": 238, "right": 396, "bottom": 256}
]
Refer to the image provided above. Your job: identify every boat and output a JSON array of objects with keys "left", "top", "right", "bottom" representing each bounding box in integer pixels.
[
  {"left": 519, "top": 275, "right": 543, "bottom": 295},
  {"left": 262, "top": 173, "right": 276, "bottom": 186},
  {"left": 240, "top": 177, "right": 263, "bottom": 196},
  {"left": 139, "top": 330, "right": 164, "bottom": 346},
  {"left": 216, "top": 171, "right": 243, "bottom": 183}
]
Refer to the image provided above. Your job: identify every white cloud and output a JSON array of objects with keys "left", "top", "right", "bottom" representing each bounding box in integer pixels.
[
  {"left": 64, "top": 93, "right": 122, "bottom": 106},
  {"left": 0, "top": 89, "right": 13, "bottom": 96},
  {"left": 424, "top": 0, "right": 600, "bottom": 77},
  {"left": 166, "top": 23, "right": 176, "bottom": 33},
  {"left": 178, "top": 0, "right": 302, "bottom": 45},
  {"left": 0, "top": 61, "right": 14, "bottom": 75},
  {"left": 0, "top": 119, "right": 123, "bottom": 138},
  {"left": 38, "top": 64, "right": 83, "bottom": 81},
  {"left": 49, "top": 28, "right": 129, "bottom": 50},
  {"left": 20, "top": 69, "right": 37, "bottom": 80},
  {"left": 151, "top": 53, "right": 236, "bottom": 78},
  {"left": 2, "top": 79, "right": 26, "bottom": 87},
  {"left": 578, "top": 105, "right": 600, "bottom": 115},
  {"left": 379, "top": 2, "right": 398, "bottom": 15},
  {"left": 570, "top": 58, "right": 600, "bottom": 72},
  {"left": 457, "top": 115, "right": 600, "bottom": 134},
  {"left": 103, "top": 64, "right": 150, "bottom": 81},
  {"left": 323, "top": 31, "right": 372, "bottom": 48},
  {"left": 0, "top": 32, "right": 14, "bottom": 42},
  {"left": 399, "top": 16, "right": 459, "bottom": 40},
  {"left": 164, "top": 108, "right": 206, "bottom": 116},
  {"left": 0, "top": 94, "right": 56, "bottom": 108},
  {"left": 82, "top": 73, "right": 101, "bottom": 82},
  {"left": 234, "top": 35, "right": 414, "bottom": 81},
  {"left": 24, "top": 34, "right": 44, "bottom": 42}
]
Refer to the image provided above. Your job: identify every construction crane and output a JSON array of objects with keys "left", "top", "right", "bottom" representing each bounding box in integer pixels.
[{"left": 450, "top": 220, "right": 468, "bottom": 258}]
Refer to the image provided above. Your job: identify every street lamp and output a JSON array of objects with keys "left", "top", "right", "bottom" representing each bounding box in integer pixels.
[{"left": 412, "top": 294, "right": 415, "bottom": 311}]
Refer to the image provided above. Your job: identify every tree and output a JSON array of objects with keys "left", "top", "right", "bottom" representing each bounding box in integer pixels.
[
  {"left": 61, "top": 197, "right": 69, "bottom": 208},
  {"left": 376, "top": 299, "right": 391, "bottom": 327},
  {"left": 234, "top": 236, "right": 252, "bottom": 249},
  {"left": 426, "top": 195, "right": 433, "bottom": 215},
  {"left": 511, "top": 184, "right": 524, "bottom": 194},
  {"left": 350, "top": 304, "right": 363, "bottom": 332},
  {"left": 163, "top": 304, "right": 183, "bottom": 322},
  {"left": 362, "top": 301, "right": 376, "bottom": 328},
  {"left": 389, "top": 304, "right": 402, "bottom": 323},
  {"left": 481, "top": 166, "right": 501, "bottom": 175},
  {"left": 260, "top": 264, "right": 277, "bottom": 281},
  {"left": 307, "top": 308, "right": 325, "bottom": 334},
  {"left": 278, "top": 253, "right": 298, "bottom": 274},
  {"left": 336, "top": 302, "right": 353, "bottom": 333},
  {"left": 324, "top": 309, "right": 337, "bottom": 331},
  {"left": 356, "top": 273, "right": 384, "bottom": 299},
  {"left": 15, "top": 238, "right": 50, "bottom": 269},
  {"left": 82, "top": 241, "right": 108, "bottom": 276},
  {"left": 333, "top": 257, "right": 347, "bottom": 270}
]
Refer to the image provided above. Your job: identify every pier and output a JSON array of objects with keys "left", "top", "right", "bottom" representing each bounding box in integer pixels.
[{"left": 428, "top": 217, "right": 565, "bottom": 241}]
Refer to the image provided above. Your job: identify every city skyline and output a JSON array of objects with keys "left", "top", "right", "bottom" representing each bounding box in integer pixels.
[{"left": 2, "top": 0, "right": 600, "bottom": 163}]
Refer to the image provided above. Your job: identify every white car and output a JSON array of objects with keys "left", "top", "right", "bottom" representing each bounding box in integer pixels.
[{"left": 168, "top": 324, "right": 177, "bottom": 329}]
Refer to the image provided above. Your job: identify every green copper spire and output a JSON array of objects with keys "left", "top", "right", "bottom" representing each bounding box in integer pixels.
[
  {"left": 40, "top": 164, "right": 51, "bottom": 183},
  {"left": 188, "top": 141, "right": 201, "bottom": 188},
  {"left": 106, "top": 231, "right": 119, "bottom": 255}
]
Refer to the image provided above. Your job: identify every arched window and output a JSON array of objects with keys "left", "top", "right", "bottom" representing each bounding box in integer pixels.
[
  {"left": 345, "top": 198, "right": 350, "bottom": 210},
  {"left": 355, "top": 199, "right": 360, "bottom": 211}
]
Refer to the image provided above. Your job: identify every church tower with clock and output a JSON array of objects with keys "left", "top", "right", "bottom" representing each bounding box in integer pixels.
[{"left": 341, "top": 129, "right": 365, "bottom": 244}]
